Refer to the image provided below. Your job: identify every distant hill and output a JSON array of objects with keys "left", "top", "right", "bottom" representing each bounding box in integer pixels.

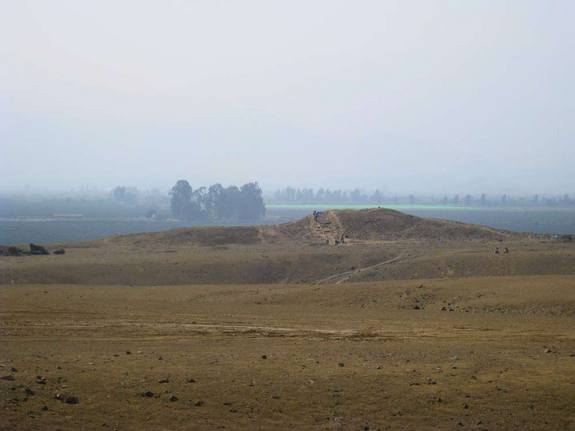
[
  {"left": 2, "top": 208, "right": 571, "bottom": 287},
  {"left": 277, "top": 207, "right": 515, "bottom": 243},
  {"left": 106, "top": 207, "right": 516, "bottom": 247}
]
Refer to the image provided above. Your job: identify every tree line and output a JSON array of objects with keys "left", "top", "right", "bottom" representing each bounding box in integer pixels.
[
  {"left": 170, "top": 180, "right": 265, "bottom": 222},
  {"left": 271, "top": 187, "right": 574, "bottom": 207}
]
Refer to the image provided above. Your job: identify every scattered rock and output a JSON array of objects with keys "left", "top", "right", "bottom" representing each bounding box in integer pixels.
[
  {"left": 338, "top": 362, "right": 345, "bottom": 367},
  {"left": 24, "top": 388, "right": 35, "bottom": 396},
  {"left": 261, "top": 355, "right": 267, "bottom": 360},
  {"left": 52, "top": 248, "right": 66, "bottom": 255},
  {"left": 30, "top": 243, "right": 49, "bottom": 255},
  {"left": 65, "top": 395, "right": 79, "bottom": 404},
  {"left": 0, "top": 375, "right": 15, "bottom": 381},
  {"left": 186, "top": 378, "right": 196, "bottom": 383},
  {"left": 195, "top": 400, "right": 204, "bottom": 407},
  {"left": 158, "top": 378, "right": 169, "bottom": 384},
  {"left": 40, "top": 406, "right": 48, "bottom": 411},
  {"left": 168, "top": 394, "right": 178, "bottom": 402},
  {"left": 125, "top": 351, "right": 132, "bottom": 355},
  {"left": 5, "top": 246, "right": 23, "bottom": 256},
  {"left": 35, "top": 376, "right": 46, "bottom": 385},
  {"left": 54, "top": 393, "right": 79, "bottom": 404},
  {"left": 10, "top": 367, "right": 18, "bottom": 373},
  {"left": 141, "top": 390, "right": 154, "bottom": 398}
]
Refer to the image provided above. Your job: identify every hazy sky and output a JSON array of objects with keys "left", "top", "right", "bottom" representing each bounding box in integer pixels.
[{"left": 1, "top": 0, "right": 574, "bottom": 194}]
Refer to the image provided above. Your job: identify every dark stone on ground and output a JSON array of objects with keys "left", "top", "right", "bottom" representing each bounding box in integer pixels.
[
  {"left": 54, "top": 393, "right": 79, "bottom": 404},
  {"left": 30, "top": 243, "right": 49, "bottom": 255}
]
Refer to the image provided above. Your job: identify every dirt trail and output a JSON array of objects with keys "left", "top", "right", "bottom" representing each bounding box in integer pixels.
[
  {"left": 309, "top": 210, "right": 345, "bottom": 245},
  {"left": 314, "top": 253, "right": 406, "bottom": 285}
]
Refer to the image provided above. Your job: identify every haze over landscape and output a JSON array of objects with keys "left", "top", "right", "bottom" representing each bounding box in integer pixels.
[
  {"left": 2, "top": 2, "right": 575, "bottom": 431},
  {"left": 2, "top": 0, "right": 574, "bottom": 194}
]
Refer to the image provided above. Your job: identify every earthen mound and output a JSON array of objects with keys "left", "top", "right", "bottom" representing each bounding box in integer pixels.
[{"left": 277, "top": 208, "right": 513, "bottom": 242}]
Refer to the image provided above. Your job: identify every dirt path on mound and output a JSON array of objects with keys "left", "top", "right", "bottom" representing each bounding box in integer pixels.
[{"left": 309, "top": 210, "right": 345, "bottom": 245}]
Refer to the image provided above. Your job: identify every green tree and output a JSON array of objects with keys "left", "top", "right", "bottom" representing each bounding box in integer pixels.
[{"left": 170, "top": 180, "right": 193, "bottom": 220}]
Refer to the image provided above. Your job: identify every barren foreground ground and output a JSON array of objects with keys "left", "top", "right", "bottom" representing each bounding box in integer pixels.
[
  {"left": 1, "top": 276, "right": 575, "bottom": 430},
  {"left": 2, "top": 210, "right": 574, "bottom": 430}
]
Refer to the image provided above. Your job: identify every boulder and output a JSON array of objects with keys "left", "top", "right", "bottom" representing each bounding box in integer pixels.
[{"left": 30, "top": 244, "right": 49, "bottom": 255}]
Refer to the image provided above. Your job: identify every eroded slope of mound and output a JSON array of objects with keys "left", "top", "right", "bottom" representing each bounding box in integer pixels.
[
  {"left": 335, "top": 208, "right": 513, "bottom": 241},
  {"left": 278, "top": 207, "right": 515, "bottom": 242}
]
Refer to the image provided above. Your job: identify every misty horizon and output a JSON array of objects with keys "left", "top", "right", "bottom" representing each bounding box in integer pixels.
[{"left": 2, "top": 1, "right": 574, "bottom": 195}]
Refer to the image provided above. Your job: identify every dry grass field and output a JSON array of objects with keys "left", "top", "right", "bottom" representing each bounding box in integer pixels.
[{"left": 1, "top": 209, "right": 575, "bottom": 430}]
